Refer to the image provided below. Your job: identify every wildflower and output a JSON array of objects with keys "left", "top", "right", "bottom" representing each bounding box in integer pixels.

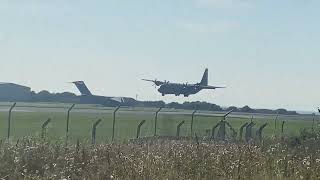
[
  {"left": 302, "top": 159, "right": 310, "bottom": 166},
  {"left": 276, "top": 159, "right": 283, "bottom": 164},
  {"left": 14, "top": 157, "right": 19, "bottom": 163}
]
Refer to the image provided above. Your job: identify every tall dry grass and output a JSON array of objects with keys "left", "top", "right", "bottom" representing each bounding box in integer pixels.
[{"left": 0, "top": 134, "right": 320, "bottom": 180}]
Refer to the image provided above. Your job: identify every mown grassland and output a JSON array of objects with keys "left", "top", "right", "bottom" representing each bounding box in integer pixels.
[{"left": 0, "top": 107, "right": 317, "bottom": 143}]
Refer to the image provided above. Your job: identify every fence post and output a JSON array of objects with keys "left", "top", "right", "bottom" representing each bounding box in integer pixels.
[
  {"left": 312, "top": 113, "right": 315, "bottom": 132},
  {"left": 66, "top": 104, "right": 75, "bottom": 142},
  {"left": 281, "top": 121, "right": 285, "bottom": 135},
  {"left": 274, "top": 113, "right": 279, "bottom": 135},
  {"left": 217, "top": 109, "right": 234, "bottom": 141},
  {"left": 176, "top": 121, "right": 185, "bottom": 137},
  {"left": 41, "top": 118, "right": 52, "bottom": 139},
  {"left": 222, "top": 109, "right": 234, "bottom": 121},
  {"left": 211, "top": 122, "right": 220, "bottom": 140},
  {"left": 154, "top": 107, "right": 162, "bottom": 136},
  {"left": 225, "top": 121, "right": 237, "bottom": 141},
  {"left": 256, "top": 123, "right": 268, "bottom": 142},
  {"left": 136, "top": 120, "right": 146, "bottom": 139},
  {"left": 7, "top": 103, "right": 17, "bottom": 140},
  {"left": 92, "top": 119, "right": 102, "bottom": 145},
  {"left": 190, "top": 109, "right": 197, "bottom": 137},
  {"left": 245, "top": 122, "right": 255, "bottom": 142},
  {"left": 239, "top": 122, "right": 248, "bottom": 141},
  {"left": 217, "top": 121, "right": 226, "bottom": 141},
  {"left": 112, "top": 106, "right": 121, "bottom": 141}
]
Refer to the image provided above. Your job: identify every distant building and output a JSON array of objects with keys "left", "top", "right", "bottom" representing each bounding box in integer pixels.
[{"left": 0, "top": 83, "right": 31, "bottom": 101}]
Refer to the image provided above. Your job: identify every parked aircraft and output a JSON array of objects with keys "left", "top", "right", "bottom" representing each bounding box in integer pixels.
[
  {"left": 71, "top": 81, "right": 135, "bottom": 106},
  {"left": 142, "top": 68, "right": 225, "bottom": 97}
]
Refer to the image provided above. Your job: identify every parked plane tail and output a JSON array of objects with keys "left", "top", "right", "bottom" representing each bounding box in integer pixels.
[
  {"left": 200, "top": 68, "right": 208, "bottom": 86},
  {"left": 72, "top": 81, "right": 92, "bottom": 95}
]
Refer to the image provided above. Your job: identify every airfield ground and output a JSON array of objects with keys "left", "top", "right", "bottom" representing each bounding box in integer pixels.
[
  {"left": 1, "top": 103, "right": 320, "bottom": 179},
  {"left": 0, "top": 102, "right": 317, "bottom": 143}
]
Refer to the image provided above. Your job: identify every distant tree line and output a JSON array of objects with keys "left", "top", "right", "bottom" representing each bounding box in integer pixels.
[
  {"left": 134, "top": 101, "right": 298, "bottom": 115},
  {"left": 26, "top": 90, "right": 298, "bottom": 115},
  {"left": 30, "top": 91, "right": 80, "bottom": 103}
]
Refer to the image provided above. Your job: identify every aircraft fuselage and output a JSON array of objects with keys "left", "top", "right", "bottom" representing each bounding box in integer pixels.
[{"left": 158, "top": 83, "right": 202, "bottom": 97}]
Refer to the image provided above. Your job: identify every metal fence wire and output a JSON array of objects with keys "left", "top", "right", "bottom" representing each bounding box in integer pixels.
[{"left": 0, "top": 103, "right": 318, "bottom": 143}]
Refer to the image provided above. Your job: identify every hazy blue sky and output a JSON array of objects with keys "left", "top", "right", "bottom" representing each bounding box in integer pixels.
[{"left": 1, "top": 0, "right": 319, "bottom": 111}]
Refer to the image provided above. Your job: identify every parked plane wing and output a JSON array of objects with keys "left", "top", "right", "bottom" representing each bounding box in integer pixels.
[{"left": 111, "top": 97, "right": 124, "bottom": 103}]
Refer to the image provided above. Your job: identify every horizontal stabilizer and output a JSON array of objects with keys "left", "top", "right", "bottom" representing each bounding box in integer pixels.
[{"left": 200, "top": 85, "right": 226, "bottom": 89}]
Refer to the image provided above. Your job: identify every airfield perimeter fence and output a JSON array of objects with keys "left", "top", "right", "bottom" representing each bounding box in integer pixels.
[{"left": 0, "top": 102, "right": 319, "bottom": 144}]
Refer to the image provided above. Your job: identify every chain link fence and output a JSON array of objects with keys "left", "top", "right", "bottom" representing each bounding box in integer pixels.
[{"left": 0, "top": 103, "right": 318, "bottom": 143}]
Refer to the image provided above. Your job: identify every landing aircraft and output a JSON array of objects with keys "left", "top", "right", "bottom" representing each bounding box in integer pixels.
[
  {"left": 71, "top": 81, "right": 135, "bottom": 106},
  {"left": 142, "top": 68, "right": 225, "bottom": 97}
]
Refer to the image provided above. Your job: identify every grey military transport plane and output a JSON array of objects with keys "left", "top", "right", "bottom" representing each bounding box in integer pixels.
[
  {"left": 71, "top": 81, "right": 135, "bottom": 106},
  {"left": 142, "top": 68, "right": 225, "bottom": 97}
]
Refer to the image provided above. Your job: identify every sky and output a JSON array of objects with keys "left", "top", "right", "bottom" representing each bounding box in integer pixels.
[{"left": 0, "top": 0, "right": 319, "bottom": 111}]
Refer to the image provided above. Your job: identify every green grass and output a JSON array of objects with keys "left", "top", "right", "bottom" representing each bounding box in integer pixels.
[
  {"left": 0, "top": 102, "right": 318, "bottom": 143},
  {"left": 0, "top": 108, "right": 317, "bottom": 143},
  {"left": 1, "top": 103, "right": 319, "bottom": 179}
]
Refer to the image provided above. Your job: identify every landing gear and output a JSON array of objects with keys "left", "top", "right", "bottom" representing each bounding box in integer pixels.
[
  {"left": 162, "top": 93, "right": 165, "bottom": 96},
  {"left": 175, "top": 94, "right": 179, "bottom": 96},
  {"left": 184, "top": 94, "right": 189, "bottom": 97}
]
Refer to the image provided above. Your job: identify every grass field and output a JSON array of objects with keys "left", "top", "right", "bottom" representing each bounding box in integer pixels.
[
  {"left": 1, "top": 103, "right": 320, "bottom": 179},
  {"left": 2, "top": 137, "right": 320, "bottom": 179},
  {"left": 0, "top": 102, "right": 318, "bottom": 143}
]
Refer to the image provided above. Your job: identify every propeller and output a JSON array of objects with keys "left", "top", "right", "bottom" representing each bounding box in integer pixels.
[
  {"left": 142, "top": 79, "right": 164, "bottom": 87},
  {"left": 152, "top": 80, "right": 158, "bottom": 88}
]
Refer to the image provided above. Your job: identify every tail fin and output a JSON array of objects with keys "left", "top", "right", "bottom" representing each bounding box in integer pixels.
[
  {"left": 72, "top": 81, "right": 92, "bottom": 95},
  {"left": 200, "top": 68, "right": 208, "bottom": 86}
]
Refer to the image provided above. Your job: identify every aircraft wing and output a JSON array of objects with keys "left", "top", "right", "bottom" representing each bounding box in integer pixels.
[
  {"left": 111, "top": 97, "right": 124, "bottom": 103},
  {"left": 200, "top": 85, "right": 226, "bottom": 89},
  {"left": 141, "top": 79, "right": 155, "bottom": 82},
  {"left": 142, "top": 79, "right": 165, "bottom": 86}
]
